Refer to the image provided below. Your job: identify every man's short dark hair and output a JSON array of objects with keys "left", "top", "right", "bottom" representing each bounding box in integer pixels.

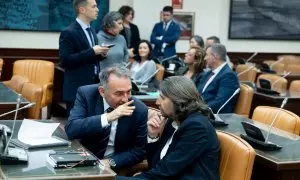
[
  {"left": 73, "top": 0, "right": 88, "bottom": 15},
  {"left": 118, "top": 5, "right": 134, "bottom": 19},
  {"left": 163, "top": 6, "right": 173, "bottom": 14},
  {"left": 207, "top": 36, "right": 220, "bottom": 44}
]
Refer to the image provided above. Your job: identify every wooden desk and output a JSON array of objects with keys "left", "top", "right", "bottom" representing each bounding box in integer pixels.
[
  {"left": 0, "top": 83, "right": 29, "bottom": 120},
  {"left": 250, "top": 90, "right": 300, "bottom": 117},
  {"left": 217, "top": 114, "right": 300, "bottom": 180},
  {"left": 0, "top": 120, "right": 116, "bottom": 179}
]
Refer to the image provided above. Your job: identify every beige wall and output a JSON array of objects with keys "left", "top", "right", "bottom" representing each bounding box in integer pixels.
[{"left": 0, "top": 0, "right": 299, "bottom": 53}]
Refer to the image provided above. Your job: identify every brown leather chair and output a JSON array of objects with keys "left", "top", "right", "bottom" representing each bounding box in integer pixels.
[
  {"left": 21, "top": 83, "right": 43, "bottom": 119},
  {"left": 217, "top": 131, "right": 256, "bottom": 180},
  {"left": 4, "top": 60, "right": 54, "bottom": 108},
  {"left": 155, "top": 64, "right": 165, "bottom": 81},
  {"left": 3, "top": 75, "right": 29, "bottom": 93},
  {"left": 235, "top": 64, "right": 257, "bottom": 82},
  {"left": 0, "top": 58, "right": 3, "bottom": 79},
  {"left": 252, "top": 106, "right": 300, "bottom": 135},
  {"left": 235, "top": 84, "right": 254, "bottom": 118},
  {"left": 285, "top": 64, "right": 300, "bottom": 75},
  {"left": 290, "top": 80, "right": 300, "bottom": 96},
  {"left": 263, "top": 60, "right": 285, "bottom": 75},
  {"left": 256, "top": 74, "right": 287, "bottom": 93},
  {"left": 278, "top": 55, "right": 300, "bottom": 68}
]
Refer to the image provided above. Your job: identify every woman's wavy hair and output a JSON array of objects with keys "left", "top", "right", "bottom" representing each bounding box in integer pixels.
[
  {"left": 159, "top": 76, "right": 209, "bottom": 122},
  {"left": 191, "top": 46, "right": 206, "bottom": 74}
]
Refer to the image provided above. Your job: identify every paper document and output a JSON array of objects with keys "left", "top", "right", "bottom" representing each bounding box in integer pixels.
[{"left": 18, "top": 119, "right": 61, "bottom": 146}]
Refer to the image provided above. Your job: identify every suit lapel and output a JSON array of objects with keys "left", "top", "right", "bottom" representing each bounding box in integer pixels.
[
  {"left": 75, "top": 21, "right": 91, "bottom": 47},
  {"left": 95, "top": 95, "right": 104, "bottom": 115}
]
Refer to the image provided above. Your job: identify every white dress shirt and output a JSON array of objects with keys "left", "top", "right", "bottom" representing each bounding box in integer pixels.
[
  {"left": 202, "top": 62, "right": 227, "bottom": 93},
  {"left": 100, "top": 98, "right": 118, "bottom": 158}
]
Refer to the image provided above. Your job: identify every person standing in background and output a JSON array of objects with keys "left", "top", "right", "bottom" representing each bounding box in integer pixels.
[
  {"left": 150, "top": 6, "right": 181, "bottom": 60},
  {"left": 59, "top": 0, "right": 109, "bottom": 116},
  {"left": 189, "top": 35, "right": 204, "bottom": 48},
  {"left": 118, "top": 5, "right": 141, "bottom": 58},
  {"left": 97, "top": 11, "right": 129, "bottom": 70}
]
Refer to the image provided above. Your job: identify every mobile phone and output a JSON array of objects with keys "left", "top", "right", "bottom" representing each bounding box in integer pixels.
[{"left": 102, "top": 44, "right": 115, "bottom": 48}]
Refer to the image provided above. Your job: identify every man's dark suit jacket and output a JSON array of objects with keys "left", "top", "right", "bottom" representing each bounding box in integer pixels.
[
  {"left": 120, "top": 23, "right": 141, "bottom": 55},
  {"left": 59, "top": 21, "right": 103, "bottom": 102},
  {"left": 136, "top": 112, "right": 220, "bottom": 180},
  {"left": 150, "top": 21, "right": 181, "bottom": 59},
  {"left": 197, "top": 64, "right": 240, "bottom": 113},
  {"left": 64, "top": 84, "right": 148, "bottom": 168}
]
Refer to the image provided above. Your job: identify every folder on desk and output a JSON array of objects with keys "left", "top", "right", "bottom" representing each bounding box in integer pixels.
[{"left": 11, "top": 119, "right": 70, "bottom": 149}]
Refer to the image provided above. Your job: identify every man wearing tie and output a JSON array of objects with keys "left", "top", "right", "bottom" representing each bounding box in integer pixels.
[
  {"left": 65, "top": 66, "right": 148, "bottom": 170},
  {"left": 197, "top": 44, "right": 239, "bottom": 113},
  {"left": 59, "top": 0, "right": 110, "bottom": 115},
  {"left": 150, "top": 6, "right": 181, "bottom": 59}
]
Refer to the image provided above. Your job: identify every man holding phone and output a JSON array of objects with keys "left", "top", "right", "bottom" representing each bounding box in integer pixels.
[
  {"left": 65, "top": 66, "right": 148, "bottom": 170},
  {"left": 59, "top": 0, "right": 110, "bottom": 115}
]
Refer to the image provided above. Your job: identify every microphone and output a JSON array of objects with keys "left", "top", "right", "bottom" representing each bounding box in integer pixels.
[
  {"left": 0, "top": 102, "right": 35, "bottom": 118},
  {"left": 240, "top": 98, "right": 287, "bottom": 151},
  {"left": 138, "top": 69, "right": 160, "bottom": 89},
  {"left": 245, "top": 52, "right": 258, "bottom": 63},
  {"left": 160, "top": 55, "right": 177, "bottom": 64},
  {"left": 237, "top": 65, "right": 256, "bottom": 77},
  {"left": 0, "top": 94, "right": 28, "bottom": 164},
  {"left": 269, "top": 57, "right": 285, "bottom": 69},
  {"left": 271, "top": 72, "right": 291, "bottom": 90},
  {"left": 213, "top": 88, "right": 240, "bottom": 124}
]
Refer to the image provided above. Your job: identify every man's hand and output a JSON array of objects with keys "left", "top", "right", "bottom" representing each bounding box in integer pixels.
[
  {"left": 93, "top": 45, "right": 109, "bottom": 56},
  {"left": 106, "top": 100, "right": 135, "bottom": 122},
  {"left": 147, "top": 114, "right": 166, "bottom": 138}
]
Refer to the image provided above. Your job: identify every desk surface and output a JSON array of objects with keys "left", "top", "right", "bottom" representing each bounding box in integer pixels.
[
  {"left": 217, "top": 114, "right": 300, "bottom": 170},
  {"left": 0, "top": 120, "right": 116, "bottom": 180}
]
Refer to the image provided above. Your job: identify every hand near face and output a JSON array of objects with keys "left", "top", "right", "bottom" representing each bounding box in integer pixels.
[
  {"left": 107, "top": 100, "right": 135, "bottom": 122},
  {"left": 147, "top": 114, "right": 166, "bottom": 138}
]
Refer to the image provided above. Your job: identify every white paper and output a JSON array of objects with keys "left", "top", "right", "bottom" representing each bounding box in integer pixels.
[{"left": 18, "top": 119, "right": 61, "bottom": 145}]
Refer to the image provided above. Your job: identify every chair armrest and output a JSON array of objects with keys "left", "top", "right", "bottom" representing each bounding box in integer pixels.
[{"left": 42, "top": 83, "right": 53, "bottom": 107}]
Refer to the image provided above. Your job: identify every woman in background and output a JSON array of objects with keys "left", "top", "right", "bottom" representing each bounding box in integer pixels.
[
  {"left": 130, "top": 40, "right": 156, "bottom": 84},
  {"left": 189, "top": 35, "right": 204, "bottom": 48},
  {"left": 97, "top": 11, "right": 128, "bottom": 70},
  {"left": 119, "top": 5, "right": 141, "bottom": 58},
  {"left": 175, "top": 46, "right": 206, "bottom": 84}
]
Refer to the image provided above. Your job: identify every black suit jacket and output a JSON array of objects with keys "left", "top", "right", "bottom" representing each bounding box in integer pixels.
[
  {"left": 120, "top": 23, "right": 141, "bottom": 54},
  {"left": 59, "top": 21, "right": 104, "bottom": 102},
  {"left": 65, "top": 84, "right": 148, "bottom": 168},
  {"left": 137, "top": 112, "right": 220, "bottom": 180}
]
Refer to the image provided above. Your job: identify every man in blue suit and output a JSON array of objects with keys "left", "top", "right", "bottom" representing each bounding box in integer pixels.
[
  {"left": 65, "top": 66, "right": 148, "bottom": 170},
  {"left": 150, "top": 6, "right": 181, "bottom": 59},
  {"left": 59, "top": 0, "right": 110, "bottom": 115},
  {"left": 197, "top": 44, "right": 239, "bottom": 113}
]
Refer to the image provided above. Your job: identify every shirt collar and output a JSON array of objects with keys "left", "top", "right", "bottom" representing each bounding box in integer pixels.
[
  {"left": 103, "top": 97, "right": 110, "bottom": 111},
  {"left": 172, "top": 121, "right": 179, "bottom": 130},
  {"left": 76, "top": 18, "right": 90, "bottom": 30},
  {"left": 212, "top": 62, "right": 227, "bottom": 76}
]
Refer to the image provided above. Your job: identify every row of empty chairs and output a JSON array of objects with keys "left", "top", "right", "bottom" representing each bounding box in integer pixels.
[{"left": 2, "top": 59, "right": 54, "bottom": 119}]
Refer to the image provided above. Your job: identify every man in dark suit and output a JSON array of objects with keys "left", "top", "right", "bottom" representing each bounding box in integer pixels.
[
  {"left": 150, "top": 6, "right": 181, "bottom": 59},
  {"left": 197, "top": 43, "right": 239, "bottom": 113},
  {"left": 117, "top": 76, "right": 220, "bottom": 179},
  {"left": 59, "top": 0, "right": 109, "bottom": 115},
  {"left": 65, "top": 66, "right": 148, "bottom": 170}
]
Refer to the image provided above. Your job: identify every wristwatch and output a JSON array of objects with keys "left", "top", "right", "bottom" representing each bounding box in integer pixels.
[{"left": 109, "top": 158, "right": 116, "bottom": 168}]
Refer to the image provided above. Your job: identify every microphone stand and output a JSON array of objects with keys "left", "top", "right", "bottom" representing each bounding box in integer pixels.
[{"left": 246, "top": 52, "right": 258, "bottom": 63}]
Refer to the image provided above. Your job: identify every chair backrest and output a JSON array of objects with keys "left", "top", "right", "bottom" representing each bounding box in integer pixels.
[
  {"left": 21, "top": 83, "right": 43, "bottom": 119},
  {"left": 252, "top": 106, "right": 300, "bottom": 135},
  {"left": 155, "top": 64, "right": 165, "bottom": 81},
  {"left": 256, "top": 74, "right": 287, "bottom": 93},
  {"left": 235, "top": 64, "right": 257, "bottom": 82},
  {"left": 0, "top": 58, "right": 3, "bottom": 79},
  {"left": 285, "top": 64, "right": 300, "bottom": 75},
  {"left": 289, "top": 80, "right": 300, "bottom": 96},
  {"left": 263, "top": 60, "right": 284, "bottom": 75},
  {"left": 235, "top": 84, "right": 254, "bottom": 118},
  {"left": 278, "top": 55, "right": 300, "bottom": 68},
  {"left": 13, "top": 60, "right": 54, "bottom": 107},
  {"left": 217, "top": 131, "right": 256, "bottom": 180}
]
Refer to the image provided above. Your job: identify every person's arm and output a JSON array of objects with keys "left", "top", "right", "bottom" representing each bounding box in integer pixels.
[
  {"left": 111, "top": 107, "right": 148, "bottom": 168},
  {"left": 59, "top": 30, "right": 99, "bottom": 68},
  {"left": 207, "top": 72, "right": 239, "bottom": 112},
  {"left": 162, "top": 23, "right": 181, "bottom": 44},
  {"left": 64, "top": 87, "right": 104, "bottom": 140},
  {"left": 138, "top": 121, "right": 210, "bottom": 179},
  {"left": 150, "top": 24, "right": 162, "bottom": 46}
]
